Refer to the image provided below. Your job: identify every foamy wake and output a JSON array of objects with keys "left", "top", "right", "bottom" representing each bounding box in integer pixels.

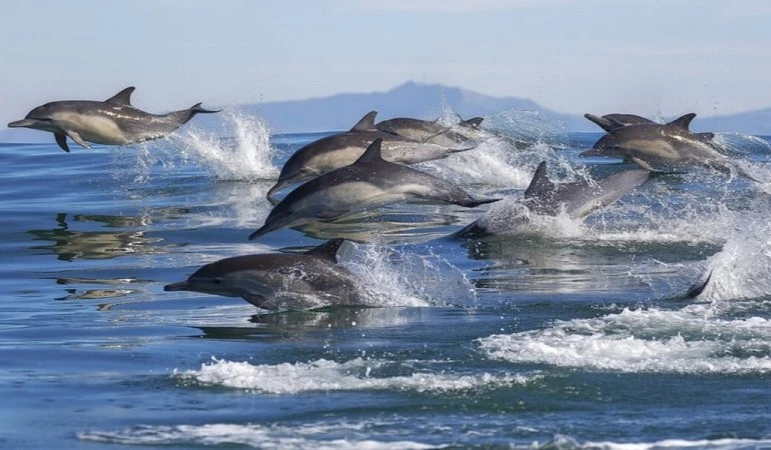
[
  {"left": 77, "top": 422, "right": 438, "bottom": 449},
  {"left": 169, "top": 109, "right": 280, "bottom": 181},
  {"left": 175, "top": 357, "right": 537, "bottom": 394},
  {"left": 478, "top": 305, "right": 771, "bottom": 374}
]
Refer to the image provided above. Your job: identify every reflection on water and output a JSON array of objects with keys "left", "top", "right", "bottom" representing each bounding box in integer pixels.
[
  {"left": 196, "top": 307, "right": 432, "bottom": 341},
  {"left": 28, "top": 213, "right": 165, "bottom": 261}
]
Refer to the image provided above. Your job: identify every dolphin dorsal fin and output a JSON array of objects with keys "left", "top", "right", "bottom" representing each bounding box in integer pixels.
[
  {"left": 524, "top": 162, "right": 555, "bottom": 200},
  {"left": 354, "top": 138, "right": 386, "bottom": 164},
  {"left": 461, "top": 117, "right": 484, "bottom": 128},
  {"left": 305, "top": 238, "right": 345, "bottom": 263},
  {"left": 105, "top": 87, "right": 135, "bottom": 105},
  {"left": 350, "top": 111, "right": 378, "bottom": 131},
  {"left": 667, "top": 113, "right": 696, "bottom": 130}
]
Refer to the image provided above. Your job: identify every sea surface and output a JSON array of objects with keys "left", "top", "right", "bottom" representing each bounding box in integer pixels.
[{"left": 1, "top": 110, "right": 770, "bottom": 449}]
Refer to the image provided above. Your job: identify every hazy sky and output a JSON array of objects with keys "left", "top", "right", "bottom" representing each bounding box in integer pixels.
[{"left": 2, "top": 0, "right": 769, "bottom": 126}]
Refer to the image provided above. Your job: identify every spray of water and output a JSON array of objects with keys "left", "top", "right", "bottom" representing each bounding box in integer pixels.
[
  {"left": 341, "top": 242, "right": 476, "bottom": 308},
  {"left": 170, "top": 110, "right": 280, "bottom": 181}
]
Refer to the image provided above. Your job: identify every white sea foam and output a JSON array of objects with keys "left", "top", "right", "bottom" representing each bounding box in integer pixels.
[
  {"left": 342, "top": 242, "right": 476, "bottom": 308},
  {"left": 478, "top": 306, "right": 771, "bottom": 374},
  {"left": 77, "top": 422, "right": 438, "bottom": 449},
  {"left": 175, "top": 357, "right": 537, "bottom": 394},
  {"left": 690, "top": 211, "right": 771, "bottom": 302},
  {"left": 170, "top": 110, "right": 280, "bottom": 181}
]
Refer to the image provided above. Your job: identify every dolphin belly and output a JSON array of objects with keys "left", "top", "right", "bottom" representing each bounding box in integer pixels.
[{"left": 55, "top": 112, "right": 130, "bottom": 145}]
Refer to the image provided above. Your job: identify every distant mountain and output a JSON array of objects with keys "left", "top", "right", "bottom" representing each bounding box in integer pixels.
[
  {"left": 692, "top": 107, "right": 771, "bottom": 135},
  {"left": 240, "top": 81, "right": 578, "bottom": 133}
]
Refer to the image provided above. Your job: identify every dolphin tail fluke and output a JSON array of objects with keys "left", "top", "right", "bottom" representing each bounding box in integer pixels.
[
  {"left": 170, "top": 103, "right": 222, "bottom": 125},
  {"left": 684, "top": 269, "right": 712, "bottom": 299}
]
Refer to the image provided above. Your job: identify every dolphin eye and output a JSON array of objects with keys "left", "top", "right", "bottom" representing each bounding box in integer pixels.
[{"left": 211, "top": 278, "right": 223, "bottom": 284}]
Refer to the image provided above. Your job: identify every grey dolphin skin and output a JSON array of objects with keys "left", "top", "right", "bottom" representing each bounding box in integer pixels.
[
  {"left": 266, "top": 111, "right": 476, "bottom": 201},
  {"left": 584, "top": 113, "right": 655, "bottom": 132},
  {"left": 585, "top": 112, "right": 715, "bottom": 142},
  {"left": 164, "top": 239, "right": 363, "bottom": 311},
  {"left": 375, "top": 116, "right": 485, "bottom": 149},
  {"left": 251, "top": 138, "right": 499, "bottom": 240},
  {"left": 7, "top": 87, "right": 220, "bottom": 152},
  {"left": 579, "top": 113, "right": 729, "bottom": 172},
  {"left": 454, "top": 161, "right": 652, "bottom": 238}
]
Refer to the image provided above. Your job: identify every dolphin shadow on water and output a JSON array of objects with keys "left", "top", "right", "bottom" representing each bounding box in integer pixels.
[
  {"left": 7, "top": 86, "right": 220, "bottom": 152},
  {"left": 250, "top": 138, "right": 499, "bottom": 240},
  {"left": 164, "top": 239, "right": 369, "bottom": 311}
]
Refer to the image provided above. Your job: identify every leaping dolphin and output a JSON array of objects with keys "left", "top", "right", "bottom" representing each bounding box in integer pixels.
[
  {"left": 7, "top": 87, "right": 220, "bottom": 152},
  {"left": 251, "top": 138, "right": 499, "bottom": 240},
  {"left": 579, "top": 113, "right": 733, "bottom": 172},
  {"left": 584, "top": 113, "right": 656, "bottom": 132},
  {"left": 584, "top": 112, "right": 715, "bottom": 142},
  {"left": 454, "top": 161, "right": 653, "bottom": 238},
  {"left": 266, "top": 111, "right": 476, "bottom": 201},
  {"left": 375, "top": 116, "right": 485, "bottom": 148},
  {"left": 164, "top": 239, "right": 364, "bottom": 311}
]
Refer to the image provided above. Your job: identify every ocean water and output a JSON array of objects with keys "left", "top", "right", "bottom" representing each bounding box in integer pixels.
[{"left": 1, "top": 110, "right": 770, "bottom": 449}]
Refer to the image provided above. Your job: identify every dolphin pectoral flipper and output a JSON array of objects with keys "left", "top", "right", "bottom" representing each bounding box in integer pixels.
[
  {"left": 54, "top": 132, "right": 70, "bottom": 152},
  {"left": 630, "top": 156, "right": 656, "bottom": 171},
  {"left": 242, "top": 293, "right": 270, "bottom": 309},
  {"left": 65, "top": 130, "right": 91, "bottom": 149}
]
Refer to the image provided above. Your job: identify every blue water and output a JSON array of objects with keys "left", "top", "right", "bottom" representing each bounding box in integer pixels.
[{"left": 1, "top": 111, "right": 770, "bottom": 449}]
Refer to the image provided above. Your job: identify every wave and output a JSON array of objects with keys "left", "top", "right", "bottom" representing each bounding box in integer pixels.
[
  {"left": 174, "top": 356, "right": 538, "bottom": 394},
  {"left": 478, "top": 304, "right": 771, "bottom": 374}
]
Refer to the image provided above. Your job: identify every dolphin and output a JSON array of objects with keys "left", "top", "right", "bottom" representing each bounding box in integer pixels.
[
  {"left": 584, "top": 112, "right": 715, "bottom": 142},
  {"left": 7, "top": 87, "right": 220, "bottom": 152},
  {"left": 164, "top": 239, "right": 364, "bottom": 311},
  {"left": 266, "top": 111, "right": 476, "bottom": 201},
  {"left": 579, "top": 113, "right": 730, "bottom": 172},
  {"left": 454, "top": 161, "right": 653, "bottom": 238},
  {"left": 251, "top": 138, "right": 499, "bottom": 240},
  {"left": 584, "top": 113, "right": 656, "bottom": 132},
  {"left": 375, "top": 116, "right": 485, "bottom": 148}
]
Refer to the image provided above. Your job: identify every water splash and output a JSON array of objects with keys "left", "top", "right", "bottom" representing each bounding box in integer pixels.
[
  {"left": 342, "top": 242, "right": 476, "bottom": 308},
  {"left": 170, "top": 110, "right": 280, "bottom": 181}
]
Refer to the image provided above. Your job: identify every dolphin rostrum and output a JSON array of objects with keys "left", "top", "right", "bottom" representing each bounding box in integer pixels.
[
  {"left": 164, "top": 239, "right": 364, "bottom": 311},
  {"left": 454, "top": 161, "right": 653, "bottom": 238},
  {"left": 251, "top": 138, "right": 499, "bottom": 240},
  {"left": 7, "top": 87, "right": 220, "bottom": 152},
  {"left": 266, "top": 111, "right": 476, "bottom": 201},
  {"left": 579, "top": 113, "right": 732, "bottom": 172}
]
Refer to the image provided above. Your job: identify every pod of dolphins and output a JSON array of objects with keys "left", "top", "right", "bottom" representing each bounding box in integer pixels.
[{"left": 10, "top": 88, "right": 746, "bottom": 311}]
